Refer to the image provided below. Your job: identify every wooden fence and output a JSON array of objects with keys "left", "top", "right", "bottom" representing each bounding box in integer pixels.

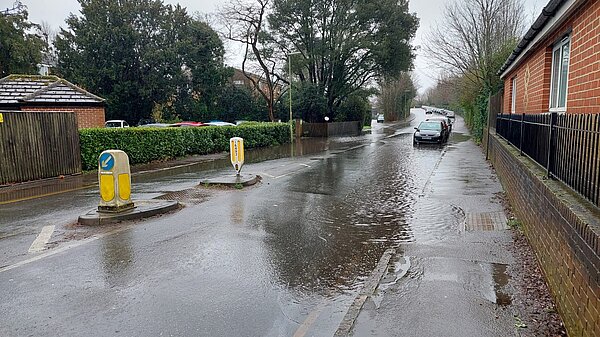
[
  {"left": 0, "top": 111, "right": 81, "bottom": 185},
  {"left": 496, "top": 112, "right": 600, "bottom": 208}
]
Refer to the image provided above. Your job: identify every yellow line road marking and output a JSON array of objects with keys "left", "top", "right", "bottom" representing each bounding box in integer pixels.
[
  {"left": 292, "top": 301, "right": 327, "bottom": 337},
  {"left": 0, "top": 185, "right": 95, "bottom": 205}
]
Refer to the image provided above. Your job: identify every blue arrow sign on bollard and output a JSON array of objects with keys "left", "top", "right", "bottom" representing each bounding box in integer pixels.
[{"left": 99, "top": 153, "right": 115, "bottom": 171}]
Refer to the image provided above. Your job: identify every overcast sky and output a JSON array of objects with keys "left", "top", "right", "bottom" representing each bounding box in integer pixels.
[{"left": 9, "top": 0, "right": 546, "bottom": 93}]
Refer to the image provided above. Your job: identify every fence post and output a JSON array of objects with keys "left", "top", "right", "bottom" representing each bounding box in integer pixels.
[
  {"left": 486, "top": 92, "right": 492, "bottom": 160},
  {"left": 520, "top": 113, "right": 525, "bottom": 156},
  {"left": 508, "top": 113, "right": 512, "bottom": 146},
  {"left": 546, "top": 112, "right": 557, "bottom": 178}
]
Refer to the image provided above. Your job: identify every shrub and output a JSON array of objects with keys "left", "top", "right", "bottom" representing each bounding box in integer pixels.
[{"left": 80, "top": 123, "right": 290, "bottom": 170}]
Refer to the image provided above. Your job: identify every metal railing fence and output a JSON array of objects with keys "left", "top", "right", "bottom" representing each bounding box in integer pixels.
[{"left": 496, "top": 112, "right": 600, "bottom": 208}]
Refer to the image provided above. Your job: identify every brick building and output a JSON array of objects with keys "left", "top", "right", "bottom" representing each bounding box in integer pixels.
[
  {"left": 499, "top": 0, "right": 600, "bottom": 115},
  {"left": 230, "top": 68, "right": 283, "bottom": 99},
  {"left": 0, "top": 75, "right": 105, "bottom": 128}
]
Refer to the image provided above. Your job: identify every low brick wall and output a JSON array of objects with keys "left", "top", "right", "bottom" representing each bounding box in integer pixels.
[
  {"left": 488, "top": 133, "right": 600, "bottom": 336},
  {"left": 21, "top": 106, "right": 105, "bottom": 128}
]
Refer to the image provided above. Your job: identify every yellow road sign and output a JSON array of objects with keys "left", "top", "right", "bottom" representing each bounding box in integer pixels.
[
  {"left": 0, "top": 113, "right": 3, "bottom": 123},
  {"left": 230, "top": 137, "right": 244, "bottom": 175}
]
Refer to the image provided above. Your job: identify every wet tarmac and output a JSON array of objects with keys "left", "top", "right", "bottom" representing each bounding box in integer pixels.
[{"left": 0, "top": 110, "right": 519, "bottom": 336}]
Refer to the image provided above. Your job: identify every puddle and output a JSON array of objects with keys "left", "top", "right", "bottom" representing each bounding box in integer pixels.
[
  {"left": 492, "top": 263, "right": 512, "bottom": 306},
  {"left": 480, "top": 262, "right": 512, "bottom": 306}
]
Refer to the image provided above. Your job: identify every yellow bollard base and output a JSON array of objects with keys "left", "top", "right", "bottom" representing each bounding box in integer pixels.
[{"left": 98, "top": 202, "right": 135, "bottom": 213}]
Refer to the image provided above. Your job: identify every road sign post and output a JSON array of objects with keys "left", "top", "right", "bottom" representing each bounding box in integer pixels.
[
  {"left": 98, "top": 150, "right": 134, "bottom": 212},
  {"left": 230, "top": 137, "right": 244, "bottom": 176}
]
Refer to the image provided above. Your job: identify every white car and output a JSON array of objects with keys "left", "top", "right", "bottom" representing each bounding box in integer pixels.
[
  {"left": 105, "top": 120, "right": 129, "bottom": 128},
  {"left": 205, "top": 121, "right": 236, "bottom": 127},
  {"left": 376, "top": 114, "right": 384, "bottom": 123}
]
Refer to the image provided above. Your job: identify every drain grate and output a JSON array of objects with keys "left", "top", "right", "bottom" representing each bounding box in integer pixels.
[
  {"left": 154, "top": 189, "right": 209, "bottom": 205},
  {"left": 464, "top": 211, "right": 508, "bottom": 231}
]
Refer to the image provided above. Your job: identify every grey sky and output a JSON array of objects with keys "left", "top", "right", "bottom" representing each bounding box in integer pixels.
[{"left": 13, "top": 0, "right": 546, "bottom": 93}]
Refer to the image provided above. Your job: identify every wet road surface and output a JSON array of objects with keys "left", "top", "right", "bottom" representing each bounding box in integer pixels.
[{"left": 0, "top": 110, "right": 518, "bottom": 336}]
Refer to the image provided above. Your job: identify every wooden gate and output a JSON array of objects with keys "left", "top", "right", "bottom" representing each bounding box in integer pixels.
[{"left": 0, "top": 111, "right": 81, "bottom": 185}]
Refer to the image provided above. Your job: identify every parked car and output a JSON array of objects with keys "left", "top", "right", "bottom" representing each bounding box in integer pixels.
[
  {"left": 105, "top": 120, "right": 129, "bottom": 128},
  {"left": 425, "top": 109, "right": 433, "bottom": 114},
  {"left": 138, "top": 123, "right": 172, "bottom": 128},
  {"left": 426, "top": 116, "right": 453, "bottom": 133},
  {"left": 413, "top": 121, "right": 448, "bottom": 145},
  {"left": 205, "top": 121, "right": 236, "bottom": 127},
  {"left": 171, "top": 121, "right": 206, "bottom": 127},
  {"left": 376, "top": 114, "right": 384, "bottom": 123}
]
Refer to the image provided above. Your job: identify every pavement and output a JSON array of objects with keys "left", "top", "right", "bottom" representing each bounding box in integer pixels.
[
  {"left": 348, "top": 117, "right": 518, "bottom": 336},
  {"left": 0, "top": 110, "right": 529, "bottom": 337}
]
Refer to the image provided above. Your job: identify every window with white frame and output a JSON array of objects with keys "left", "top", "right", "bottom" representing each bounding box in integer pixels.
[
  {"left": 511, "top": 77, "right": 517, "bottom": 113},
  {"left": 549, "top": 36, "right": 570, "bottom": 111}
]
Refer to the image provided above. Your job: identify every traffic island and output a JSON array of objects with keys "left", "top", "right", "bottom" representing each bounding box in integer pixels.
[
  {"left": 199, "top": 137, "right": 260, "bottom": 188},
  {"left": 80, "top": 149, "right": 180, "bottom": 226},
  {"left": 199, "top": 174, "right": 261, "bottom": 187},
  {"left": 78, "top": 199, "right": 180, "bottom": 226}
]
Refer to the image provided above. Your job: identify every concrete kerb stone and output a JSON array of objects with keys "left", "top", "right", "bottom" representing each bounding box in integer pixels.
[
  {"left": 199, "top": 173, "right": 261, "bottom": 187},
  {"left": 78, "top": 199, "right": 180, "bottom": 226}
]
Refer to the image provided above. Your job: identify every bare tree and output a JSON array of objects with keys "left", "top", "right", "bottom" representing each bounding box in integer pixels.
[
  {"left": 425, "top": 0, "right": 526, "bottom": 89},
  {"left": 220, "top": 0, "right": 286, "bottom": 122},
  {"left": 378, "top": 72, "right": 417, "bottom": 121},
  {"left": 423, "top": 74, "right": 462, "bottom": 108},
  {"left": 39, "top": 21, "right": 57, "bottom": 66}
]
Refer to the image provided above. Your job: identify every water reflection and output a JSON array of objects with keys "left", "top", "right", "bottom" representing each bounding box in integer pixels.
[
  {"left": 101, "top": 230, "right": 134, "bottom": 287},
  {"left": 230, "top": 192, "right": 246, "bottom": 225}
]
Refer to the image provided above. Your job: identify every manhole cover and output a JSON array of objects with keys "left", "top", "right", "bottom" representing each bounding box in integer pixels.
[
  {"left": 155, "top": 189, "right": 209, "bottom": 205},
  {"left": 464, "top": 211, "right": 507, "bottom": 231}
]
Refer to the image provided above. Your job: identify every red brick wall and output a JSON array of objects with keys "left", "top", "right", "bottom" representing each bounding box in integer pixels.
[
  {"left": 488, "top": 134, "right": 600, "bottom": 336},
  {"left": 503, "top": 0, "right": 600, "bottom": 114},
  {"left": 21, "top": 106, "right": 105, "bottom": 128}
]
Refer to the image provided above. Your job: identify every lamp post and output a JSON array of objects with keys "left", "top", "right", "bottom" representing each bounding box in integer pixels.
[
  {"left": 288, "top": 52, "right": 301, "bottom": 143},
  {"left": 402, "top": 89, "right": 411, "bottom": 119}
]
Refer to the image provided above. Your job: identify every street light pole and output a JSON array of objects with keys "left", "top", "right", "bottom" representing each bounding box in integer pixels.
[{"left": 288, "top": 52, "right": 301, "bottom": 144}]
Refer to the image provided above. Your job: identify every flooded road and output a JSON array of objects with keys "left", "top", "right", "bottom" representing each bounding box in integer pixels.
[{"left": 0, "top": 109, "right": 516, "bottom": 336}]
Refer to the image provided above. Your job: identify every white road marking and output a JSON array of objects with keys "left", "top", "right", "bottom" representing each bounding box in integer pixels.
[
  {"left": 1, "top": 224, "right": 134, "bottom": 274},
  {"left": 299, "top": 163, "right": 311, "bottom": 168},
  {"left": 28, "top": 225, "right": 55, "bottom": 253}
]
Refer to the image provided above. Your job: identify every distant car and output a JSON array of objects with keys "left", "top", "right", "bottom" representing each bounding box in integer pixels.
[
  {"left": 425, "top": 109, "right": 433, "bottom": 115},
  {"left": 413, "top": 121, "right": 448, "bottom": 145},
  {"left": 426, "top": 116, "right": 453, "bottom": 134},
  {"left": 205, "top": 121, "right": 236, "bottom": 127},
  {"left": 377, "top": 114, "right": 384, "bottom": 123},
  {"left": 105, "top": 120, "right": 129, "bottom": 128}
]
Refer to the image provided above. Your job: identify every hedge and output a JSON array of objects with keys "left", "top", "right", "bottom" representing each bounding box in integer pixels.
[{"left": 79, "top": 123, "right": 290, "bottom": 171}]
